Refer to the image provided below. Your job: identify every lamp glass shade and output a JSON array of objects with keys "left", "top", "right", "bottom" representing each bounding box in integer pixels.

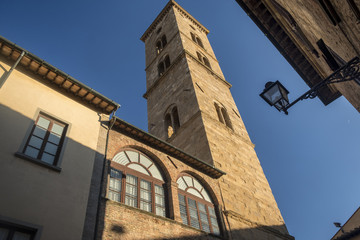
[{"left": 260, "top": 81, "right": 289, "bottom": 111}]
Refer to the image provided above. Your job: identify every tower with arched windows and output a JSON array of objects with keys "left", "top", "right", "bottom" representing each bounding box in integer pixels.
[
  {"left": 138, "top": 1, "right": 294, "bottom": 239},
  {"left": 90, "top": 1, "right": 294, "bottom": 240}
]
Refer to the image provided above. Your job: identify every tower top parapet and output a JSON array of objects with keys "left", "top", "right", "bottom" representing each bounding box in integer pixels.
[{"left": 140, "top": 0, "right": 209, "bottom": 42}]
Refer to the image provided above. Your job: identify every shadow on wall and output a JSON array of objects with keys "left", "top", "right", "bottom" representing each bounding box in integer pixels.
[
  {"left": 105, "top": 222, "right": 292, "bottom": 240},
  {"left": 0, "top": 103, "right": 106, "bottom": 240}
]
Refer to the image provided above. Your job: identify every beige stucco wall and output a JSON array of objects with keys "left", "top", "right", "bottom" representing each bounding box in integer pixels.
[{"left": 0, "top": 57, "right": 103, "bottom": 240}]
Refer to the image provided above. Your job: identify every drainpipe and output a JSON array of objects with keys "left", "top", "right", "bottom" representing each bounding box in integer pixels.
[
  {"left": 93, "top": 105, "right": 120, "bottom": 240},
  {"left": 0, "top": 51, "right": 25, "bottom": 88}
]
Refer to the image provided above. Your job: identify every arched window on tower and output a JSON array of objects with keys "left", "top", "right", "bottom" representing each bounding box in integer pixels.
[
  {"left": 214, "top": 102, "right": 232, "bottom": 130},
  {"left": 177, "top": 174, "right": 220, "bottom": 235},
  {"left": 158, "top": 55, "right": 171, "bottom": 77},
  {"left": 156, "top": 35, "right": 168, "bottom": 55},
  {"left": 190, "top": 32, "right": 204, "bottom": 49},
  {"left": 196, "top": 51, "right": 211, "bottom": 69},
  {"left": 108, "top": 149, "right": 167, "bottom": 217},
  {"left": 164, "top": 105, "right": 180, "bottom": 138}
]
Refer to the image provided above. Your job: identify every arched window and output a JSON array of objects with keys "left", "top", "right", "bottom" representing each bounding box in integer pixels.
[
  {"left": 108, "top": 149, "right": 166, "bottom": 217},
  {"left": 158, "top": 55, "right": 171, "bottom": 77},
  {"left": 214, "top": 102, "right": 232, "bottom": 129},
  {"left": 164, "top": 105, "right": 180, "bottom": 138},
  {"left": 190, "top": 32, "right": 204, "bottom": 49},
  {"left": 177, "top": 174, "right": 220, "bottom": 234},
  {"left": 196, "top": 36, "right": 204, "bottom": 48},
  {"left": 202, "top": 56, "right": 211, "bottom": 68},
  {"left": 196, "top": 51, "right": 211, "bottom": 69},
  {"left": 156, "top": 35, "right": 167, "bottom": 55}
]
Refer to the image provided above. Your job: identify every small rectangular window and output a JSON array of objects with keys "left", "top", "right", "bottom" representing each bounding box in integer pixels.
[
  {"left": 0, "top": 222, "right": 37, "bottom": 240},
  {"left": 347, "top": 0, "right": 360, "bottom": 21},
  {"left": 22, "top": 113, "right": 67, "bottom": 166},
  {"left": 318, "top": 0, "right": 341, "bottom": 25},
  {"left": 317, "top": 39, "right": 346, "bottom": 71}
]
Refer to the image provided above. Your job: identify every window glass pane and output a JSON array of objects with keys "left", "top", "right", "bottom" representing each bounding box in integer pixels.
[
  {"left": 125, "top": 196, "right": 137, "bottom": 207},
  {"left": 198, "top": 202, "right": 206, "bottom": 212},
  {"left": 125, "top": 151, "right": 139, "bottom": 162},
  {"left": 148, "top": 165, "right": 163, "bottom": 181},
  {"left": 24, "top": 146, "right": 39, "bottom": 159},
  {"left": 33, "top": 126, "right": 47, "bottom": 138},
  {"left": 140, "top": 201, "right": 152, "bottom": 212},
  {"left": 140, "top": 189, "right": 151, "bottom": 201},
  {"left": 126, "top": 175, "right": 137, "bottom": 185},
  {"left": 178, "top": 194, "right": 186, "bottom": 204},
  {"left": 109, "top": 178, "right": 121, "bottom": 192},
  {"left": 127, "top": 163, "right": 150, "bottom": 176},
  {"left": 41, "top": 153, "right": 55, "bottom": 165},
  {"left": 0, "top": 228, "right": 9, "bottom": 240},
  {"left": 13, "top": 231, "right": 32, "bottom": 240},
  {"left": 108, "top": 190, "right": 121, "bottom": 202},
  {"left": 155, "top": 185, "right": 164, "bottom": 195},
  {"left": 208, "top": 207, "right": 216, "bottom": 216},
  {"left": 155, "top": 195, "right": 165, "bottom": 207},
  {"left": 141, "top": 180, "right": 151, "bottom": 190},
  {"left": 37, "top": 117, "right": 50, "bottom": 129},
  {"left": 51, "top": 123, "right": 64, "bottom": 135},
  {"left": 188, "top": 198, "right": 196, "bottom": 208},
  {"left": 187, "top": 188, "right": 203, "bottom": 199},
  {"left": 177, "top": 177, "right": 187, "bottom": 190},
  {"left": 139, "top": 155, "right": 152, "bottom": 168},
  {"left": 48, "top": 133, "right": 61, "bottom": 144},
  {"left": 125, "top": 174, "right": 137, "bottom": 208},
  {"left": 44, "top": 142, "right": 58, "bottom": 155},
  {"left": 113, "top": 151, "right": 130, "bottom": 165},
  {"left": 155, "top": 206, "right": 166, "bottom": 217},
  {"left": 110, "top": 168, "right": 122, "bottom": 179},
  {"left": 28, "top": 136, "right": 43, "bottom": 149}
]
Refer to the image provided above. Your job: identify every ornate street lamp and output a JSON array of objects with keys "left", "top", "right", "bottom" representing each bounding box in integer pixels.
[{"left": 260, "top": 57, "right": 360, "bottom": 115}]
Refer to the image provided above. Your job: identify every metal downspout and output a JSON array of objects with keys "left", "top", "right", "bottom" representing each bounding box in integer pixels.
[
  {"left": 0, "top": 51, "right": 25, "bottom": 88},
  {"left": 93, "top": 105, "right": 119, "bottom": 240}
]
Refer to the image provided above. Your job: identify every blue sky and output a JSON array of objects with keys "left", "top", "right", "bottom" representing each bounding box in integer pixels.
[{"left": 2, "top": 1, "right": 359, "bottom": 239}]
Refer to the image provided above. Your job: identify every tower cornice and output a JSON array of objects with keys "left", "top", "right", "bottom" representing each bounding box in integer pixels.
[{"left": 140, "top": 0, "right": 209, "bottom": 42}]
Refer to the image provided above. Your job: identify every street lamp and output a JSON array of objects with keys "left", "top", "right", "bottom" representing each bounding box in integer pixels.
[{"left": 260, "top": 57, "right": 360, "bottom": 115}]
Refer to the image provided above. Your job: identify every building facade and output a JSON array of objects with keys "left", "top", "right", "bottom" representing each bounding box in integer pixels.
[
  {"left": 332, "top": 207, "right": 360, "bottom": 240},
  {"left": 93, "top": 1, "right": 294, "bottom": 239},
  {"left": 236, "top": 0, "right": 360, "bottom": 112},
  {"left": 0, "top": 36, "right": 118, "bottom": 240}
]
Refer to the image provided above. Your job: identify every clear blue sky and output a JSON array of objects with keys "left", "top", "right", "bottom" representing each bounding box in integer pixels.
[{"left": 2, "top": 1, "right": 359, "bottom": 239}]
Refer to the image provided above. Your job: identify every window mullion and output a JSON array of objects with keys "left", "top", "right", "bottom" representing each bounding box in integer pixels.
[
  {"left": 151, "top": 182, "right": 155, "bottom": 214},
  {"left": 185, "top": 196, "right": 191, "bottom": 226},
  {"left": 137, "top": 177, "right": 141, "bottom": 209},
  {"left": 196, "top": 201, "right": 203, "bottom": 231},
  {"left": 38, "top": 123, "right": 52, "bottom": 159}
]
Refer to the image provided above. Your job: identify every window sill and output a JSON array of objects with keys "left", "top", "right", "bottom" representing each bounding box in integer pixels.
[{"left": 14, "top": 152, "right": 62, "bottom": 172}]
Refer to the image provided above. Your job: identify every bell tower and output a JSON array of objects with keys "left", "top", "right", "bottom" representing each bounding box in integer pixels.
[{"left": 141, "top": 1, "right": 293, "bottom": 239}]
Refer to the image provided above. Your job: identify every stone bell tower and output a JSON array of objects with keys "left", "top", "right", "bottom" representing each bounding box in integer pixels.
[{"left": 141, "top": 1, "right": 293, "bottom": 239}]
